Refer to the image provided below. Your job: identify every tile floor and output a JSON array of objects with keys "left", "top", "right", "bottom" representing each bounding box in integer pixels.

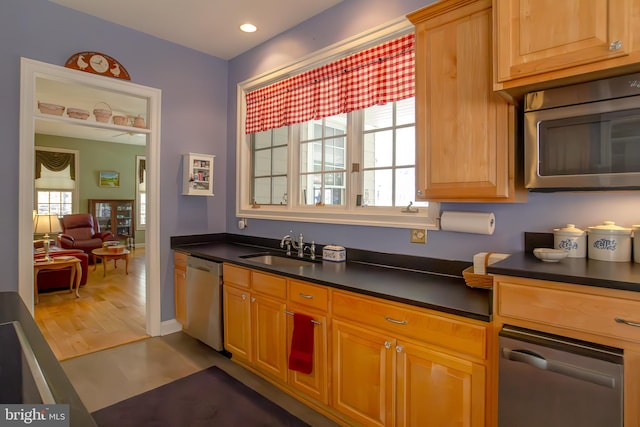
[{"left": 61, "top": 332, "right": 340, "bottom": 426}]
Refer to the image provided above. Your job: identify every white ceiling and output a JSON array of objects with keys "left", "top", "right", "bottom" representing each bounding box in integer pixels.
[{"left": 48, "top": 0, "right": 343, "bottom": 60}]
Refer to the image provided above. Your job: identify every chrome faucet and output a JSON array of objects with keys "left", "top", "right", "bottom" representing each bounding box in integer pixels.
[
  {"left": 304, "top": 241, "right": 316, "bottom": 260},
  {"left": 291, "top": 233, "right": 304, "bottom": 257},
  {"left": 280, "top": 234, "right": 292, "bottom": 256}
]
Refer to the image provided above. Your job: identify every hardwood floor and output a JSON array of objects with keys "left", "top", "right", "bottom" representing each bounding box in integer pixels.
[{"left": 34, "top": 247, "right": 148, "bottom": 361}]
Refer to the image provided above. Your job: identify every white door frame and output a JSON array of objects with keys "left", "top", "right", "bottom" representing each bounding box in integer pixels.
[{"left": 19, "top": 57, "right": 161, "bottom": 336}]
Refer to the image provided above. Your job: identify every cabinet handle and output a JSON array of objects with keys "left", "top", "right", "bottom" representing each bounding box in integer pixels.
[
  {"left": 284, "top": 310, "right": 321, "bottom": 325},
  {"left": 241, "top": 294, "right": 247, "bottom": 301},
  {"left": 384, "top": 316, "right": 408, "bottom": 325},
  {"left": 609, "top": 40, "right": 623, "bottom": 51},
  {"left": 396, "top": 345, "right": 404, "bottom": 353},
  {"left": 384, "top": 341, "right": 392, "bottom": 349},
  {"left": 417, "top": 190, "right": 423, "bottom": 196},
  {"left": 250, "top": 297, "right": 256, "bottom": 303},
  {"left": 299, "top": 293, "right": 314, "bottom": 299},
  {"left": 615, "top": 317, "right": 640, "bottom": 328}
]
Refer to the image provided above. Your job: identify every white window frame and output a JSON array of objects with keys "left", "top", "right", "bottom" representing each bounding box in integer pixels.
[
  {"left": 34, "top": 146, "right": 79, "bottom": 214},
  {"left": 236, "top": 18, "right": 439, "bottom": 229}
]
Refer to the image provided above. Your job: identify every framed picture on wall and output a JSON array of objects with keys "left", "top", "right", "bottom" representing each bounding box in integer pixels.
[{"left": 99, "top": 171, "right": 120, "bottom": 188}]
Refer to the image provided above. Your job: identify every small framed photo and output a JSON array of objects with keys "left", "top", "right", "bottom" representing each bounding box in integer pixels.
[{"left": 99, "top": 171, "right": 120, "bottom": 188}]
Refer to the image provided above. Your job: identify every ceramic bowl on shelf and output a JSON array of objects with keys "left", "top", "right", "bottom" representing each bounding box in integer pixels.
[{"left": 533, "top": 248, "right": 569, "bottom": 262}]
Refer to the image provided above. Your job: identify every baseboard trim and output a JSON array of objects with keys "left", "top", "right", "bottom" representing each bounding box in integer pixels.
[{"left": 161, "top": 319, "right": 183, "bottom": 336}]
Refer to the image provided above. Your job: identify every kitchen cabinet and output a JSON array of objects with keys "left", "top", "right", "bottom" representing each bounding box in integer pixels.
[
  {"left": 173, "top": 251, "right": 187, "bottom": 327},
  {"left": 286, "top": 280, "right": 329, "bottom": 405},
  {"left": 89, "top": 199, "right": 135, "bottom": 243},
  {"left": 407, "top": 0, "right": 522, "bottom": 202},
  {"left": 493, "top": 0, "right": 640, "bottom": 97},
  {"left": 332, "top": 290, "right": 487, "bottom": 427},
  {"left": 222, "top": 265, "right": 288, "bottom": 381},
  {"left": 492, "top": 275, "right": 640, "bottom": 427},
  {"left": 182, "top": 153, "right": 215, "bottom": 196}
]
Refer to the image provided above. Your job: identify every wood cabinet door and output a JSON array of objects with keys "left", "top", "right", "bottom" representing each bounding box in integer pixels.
[
  {"left": 173, "top": 267, "right": 186, "bottom": 326},
  {"left": 286, "top": 308, "right": 329, "bottom": 404},
  {"left": 495, "top": 0, "right": 630, "bottom": 83},
  {"left": 251, "top": 295, "right": 288, "bottom": 382},
  {"left": 396, "top": 340, "right": 485, "bottom": 427},
  {"left": 223, "top": 285, "right": 252, "bottom": 362},
  {"left": 412, "top": 0, "right": 514, "bottom": 201},
  {"left": 331, "top": 319, "right": 395, "bottom": 427}
]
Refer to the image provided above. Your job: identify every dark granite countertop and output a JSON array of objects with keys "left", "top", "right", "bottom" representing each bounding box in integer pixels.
[
  {"left": 171, "top": 235, "right": 491, "bottom": 322},
  {"left": 487, "top": 252, "right": 640, "bottom": 292},
  {"left": 0, "top": 292, "right": 96, "bottom": 427}
]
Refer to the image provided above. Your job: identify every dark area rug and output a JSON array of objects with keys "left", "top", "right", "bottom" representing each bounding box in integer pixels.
[{"left": 91, "top": 365, "right": 310, "bottom": 427}]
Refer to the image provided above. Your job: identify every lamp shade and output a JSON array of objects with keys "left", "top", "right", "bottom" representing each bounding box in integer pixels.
[{"left": 33, "top": 214, "right": 62, "bottom": 235}]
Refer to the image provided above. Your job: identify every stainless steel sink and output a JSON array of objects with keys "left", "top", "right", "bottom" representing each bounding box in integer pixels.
[{"left": 241, "top": 253, "right": 315, "bottom": 267}]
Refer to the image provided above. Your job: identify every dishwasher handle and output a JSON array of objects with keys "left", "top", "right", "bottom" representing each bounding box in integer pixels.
[{"left": 502, "top": 348, "right": 617, "bottom": 389}]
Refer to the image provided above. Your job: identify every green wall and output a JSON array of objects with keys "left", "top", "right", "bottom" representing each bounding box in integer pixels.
[{"left": 35, "top": 134, "right": 146, "bottom": 245}]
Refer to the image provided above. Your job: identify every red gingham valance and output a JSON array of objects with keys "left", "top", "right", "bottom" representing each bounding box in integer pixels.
[{"left": 245, "top": 33, "right": 415, "bottom": 134}]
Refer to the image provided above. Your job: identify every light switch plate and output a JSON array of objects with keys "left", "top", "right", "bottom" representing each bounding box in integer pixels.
[{"left": 410, "top": 229, "right": 426, "bottom": 244}]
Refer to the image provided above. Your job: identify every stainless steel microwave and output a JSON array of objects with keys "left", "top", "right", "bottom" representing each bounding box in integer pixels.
[{"left": 524, "top": 73, "right": 640, "bottom": 190}]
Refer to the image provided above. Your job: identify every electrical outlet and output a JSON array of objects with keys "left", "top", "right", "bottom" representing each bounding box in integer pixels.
[{"left": 410, "top": 229, "right": 426, "bottom": 244}]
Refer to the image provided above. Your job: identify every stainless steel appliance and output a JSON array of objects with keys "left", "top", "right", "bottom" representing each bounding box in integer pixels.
[
  {"left": 499, "top": 325, "right": 623, "bottom": 427},
  {"left": 184, "top": 256, "right": 223, "bottom": 351},
  {"left": 524, "top": 72, "right": 640, "bottom": 190}
]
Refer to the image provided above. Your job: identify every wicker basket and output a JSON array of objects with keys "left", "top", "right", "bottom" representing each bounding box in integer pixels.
[{"left": 462, "top": 252, "right": 494, "bottom": 289}]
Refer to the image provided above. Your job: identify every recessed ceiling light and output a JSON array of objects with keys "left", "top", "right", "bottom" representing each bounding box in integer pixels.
[{"left": 240, "top": 23, "right": 257, "bottom": 33}]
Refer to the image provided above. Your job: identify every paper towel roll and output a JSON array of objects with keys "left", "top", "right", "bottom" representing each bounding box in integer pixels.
[{"left": 440, "top": 211, "right": 495, "bottom": 235}]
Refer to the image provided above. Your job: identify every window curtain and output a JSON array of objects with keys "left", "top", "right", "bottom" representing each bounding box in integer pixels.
[
  {"left": 138, "top": 158, "right": 146, "bottom": 184},
  {"left": 245, "top": 33, "right": 415, "bottom": 134},
  {"left": 35, "top": 150, "right": 75, "bottom": 180}
]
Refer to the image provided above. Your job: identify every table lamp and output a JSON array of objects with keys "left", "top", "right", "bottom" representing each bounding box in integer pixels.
[{"left": 33, "top": 214, "right": 62, "bottom": 261}]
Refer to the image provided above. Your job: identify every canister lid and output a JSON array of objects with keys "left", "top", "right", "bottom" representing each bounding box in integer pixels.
[
  {"left": 587, "top": 221, "right": 632, "bottom": 235},
  {"left": 553, "top": 224, "right": 585, "bottom": 236}
]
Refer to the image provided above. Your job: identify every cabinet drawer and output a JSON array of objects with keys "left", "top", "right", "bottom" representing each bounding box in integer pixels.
[
  {"left": 223, "top": 264, "right": 250, "bottom": 288},
  {"left": 288, "top": 280, "right": 328, "bottom": 312},
  {"left": 498, "top": 281, "right": 640, "bottom": 344},
  {"left": 173, "top": 251, "right": 187, "bottom": 271},
  {"left": 251, "top": 271, "right": 286, "bottom": 299},
  {"left": 332, "top": 291, "right": 487, "bottom": 359}
]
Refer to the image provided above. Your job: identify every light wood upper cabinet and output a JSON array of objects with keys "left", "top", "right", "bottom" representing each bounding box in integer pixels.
[
  {"left": 494, "top": 0, "right": 640, "bottom": 96},
  {"left": 408, "top": 0, "right": 522, "bottom": 202}
]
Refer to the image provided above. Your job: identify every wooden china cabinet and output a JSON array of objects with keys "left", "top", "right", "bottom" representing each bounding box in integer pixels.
[{"left": 89, "top": 199, "right": 135, "bottom": 244}]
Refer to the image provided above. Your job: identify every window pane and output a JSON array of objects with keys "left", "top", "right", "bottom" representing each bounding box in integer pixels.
[
  {"left": 325, "top": 115, "right": 347, "bottom": 135},
  {"left": 395, "top": 168, "right": 415, "bottom": 207},
  {"left": 364, "top": 103, "right": 393, "bottom": 129},
  {"left": 396, "top": 126, "right": 415, "bottom": 166},
  {"left": 363, "top": 130, "right": 393, "bottom": 168},
  {"left": 299, "top": 174, "right": 320, "bottom": 205},
  {"left": 253, "top": 177, "right": 271, "bottom": 204},
  {"left": 254, "top": 130, "right": 272, "bottom": 149},
  {"left": 272, "top": 146, "right": 288, "bottom": 175},
  {"left": 254, "top": 149, "right": 271, "bottom": 176},
  {"left": 363, "top": 169, "right": 392, "bottom": 206},
  {"left": 273, "top": 126, "right": 288, "bottom": 145},
  {"left": 396, "top": 97, "right": 415, "bottom": 126},
  {"left": 272, "top": 176, "right": 287, "bottom": 205}
]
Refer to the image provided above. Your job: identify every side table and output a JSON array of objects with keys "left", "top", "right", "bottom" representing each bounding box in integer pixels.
[
  {"left": 91, "top": 248, "right": 130, "bottom": 277},
  {"left": 33, "top": 257, "right": 82, "bottom": 304}
]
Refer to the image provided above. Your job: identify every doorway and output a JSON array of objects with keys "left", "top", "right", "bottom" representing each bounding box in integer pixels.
[{"left": 19, "top": 58, "right": 162, "bottom": 344}]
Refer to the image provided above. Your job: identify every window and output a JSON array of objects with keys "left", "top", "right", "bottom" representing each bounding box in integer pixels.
[
  {"left": 136, "top": 156, "right": 146, "bottom": 230},
  {"left": 238, "top": 20, "right": 439, "bottom": 229},
  {"left": 34, "top": 148, "right": 78, "bottom": 215}
]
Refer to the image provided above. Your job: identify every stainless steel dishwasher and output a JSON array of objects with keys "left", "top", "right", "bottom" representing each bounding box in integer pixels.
[
  {"left": 499, "top": 325, "right": 623, "bottom": 427},
  {"left": 184, "top": 256, "right": 223, "bottom": 351}
]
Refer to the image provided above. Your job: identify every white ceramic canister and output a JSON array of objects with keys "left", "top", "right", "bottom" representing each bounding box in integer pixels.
[
  {"left": 633, "top": 225, "right": 640, "bottom": 263},
  {"left": 553, "top": 224, "right": 586, "bottom": 258},
  {"left": 587, "top": 221, "right": 632, "bottom": 262}
]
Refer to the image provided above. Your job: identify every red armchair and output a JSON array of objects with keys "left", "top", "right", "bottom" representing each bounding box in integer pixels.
[
  {"left": 58, "top": 214, "right": 117, "bottom": 263},
  {"left": 34, "top": 249, "right": 89, "bottom": 292}
]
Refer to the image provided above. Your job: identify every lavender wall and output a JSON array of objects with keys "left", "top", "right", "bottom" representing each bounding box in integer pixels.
[
  {"left": 226, "top": 0, "right": 640, "bottom": 261},
  {"left": 1, "top": 0, "right": 228, "bottom": 321}
]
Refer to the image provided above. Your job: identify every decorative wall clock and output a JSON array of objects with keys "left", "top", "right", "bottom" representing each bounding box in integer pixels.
[{"left": 64, "top": 52, "right": 131, "bottom": 80}]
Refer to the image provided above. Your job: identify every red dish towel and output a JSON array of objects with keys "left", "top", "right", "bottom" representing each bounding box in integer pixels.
[{"left": 288, "top": 313, "right": 315, "bottom": 374}]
